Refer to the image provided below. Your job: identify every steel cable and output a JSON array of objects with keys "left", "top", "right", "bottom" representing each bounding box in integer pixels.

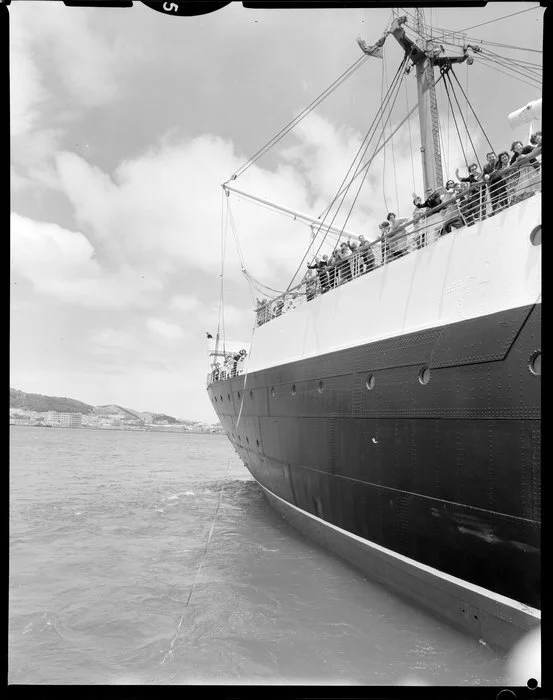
[
  {"left": 305, "top": 55, "right": 410, "bottom": 270},
  {"left": 449, "top": 66, "right": 496, "bottom": 156},
  {"left": 306, "top": 56, "right": 409, "bottom": 263},
  {"left": 442, "top": 73, "right": 469, "bottom": 170},
  {"left": 475, "top": 55, "right": 542, "bottom": 90},
  {"left": 284, "top": 53, "right": 411, "bottom": 290},
  {"left": 229, "top": 55, "right": 369, "bottom": 180},
  {"left": 445, "top": 71, "right": 482, "bottom": 170}
]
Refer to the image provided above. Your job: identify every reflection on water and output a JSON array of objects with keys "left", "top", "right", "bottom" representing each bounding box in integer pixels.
[{"left": 10, "top": 426, "right": 508, "bottom": 685}]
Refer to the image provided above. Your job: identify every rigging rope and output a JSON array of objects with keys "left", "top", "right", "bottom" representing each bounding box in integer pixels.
[
  {"left": 217, "top": 188, "right": 229, "bottom": 355},
  {"left": 229, "top": 54, "right": 369, "bottom": 180},
  {"left": 225, "top": 198, "right": 290, "bottom": 299},
  {"left": 316, "top": 55, "right": 409, "bottom": 244},
  {"left": 310, "top": 56, "right": 409, "bottom": 261},
  {"left": 225, "top": 200, "right": 260, "bottom": 305},
  {"left": 448, "top": 66, "right": 495, "bottom": 156},
  {"left": 315, "top": 68, "right": 445, "bottom": 226},
  {"left": 465, "top": 64, "right": 469, "bottom": 160},
  {"left": 444, "top": 71, "right": 481, "bottom": 170},
  {"left": 442, "top": 71, "right": 469, "bottom": 169},
  {"left": 401, "top": 8, "right": 542, "bottom": 57},
  {"left": 481, "top": 49, "right": 543, "bottom": 73},
  {"left": 297, "top": 54, "right": 409, "bottom": 264},
  {"left": 446, "top": 82, "right": 450, "bottom": 173},
  {"left": 285, "top": 53, "right": 410, "bottom": 290},
  {"left": 405, "top": 7, "right": 542, "bottom": 48},
  {"left": 465, "top": 39, "right": 542, "bottom": 54},
  {"left": 457, "top": 6, "right": 540, "bottom": 33},
  {"left": 381, "top": 52, "right": 390, "bottom": 214},
  {"left": 478, "top": 51, "right": 542, "bottom": 86},
  {"left": 383, "top": 50, "right": 401, "bottom": 214},
  {"left": 403, "top": 72, "right": 416, "bottom": 192},
  {"left": 235, "top": 320, "right": 257, "bottom": 430},
  {"left": 479, "top": 48, "right": 542, "bottom": 82},
  {"left": 242, "top": 269, "right": 286, "bottom": 297},
  {"left": 317, "top": 71, "right": 427, "bottom": 219},
  {"left": 476, "top": 55, "right": 541, "bottom": 91},
  {"left": 227, "top": 202, "right": 246, "bottom": 272},
  {"left": 398, "top": 8, "right": 543, "bottom": 82},
  {"left": 436, "top": 82, "right": 449, "bottom": 179}
]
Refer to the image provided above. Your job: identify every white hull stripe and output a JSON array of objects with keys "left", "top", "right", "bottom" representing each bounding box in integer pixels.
[
  {"left": 247, "top": 196, "right": 541, "bottom": 373},
  {"left": 256, "top": 479, "right": 541, "bottom": 620}
]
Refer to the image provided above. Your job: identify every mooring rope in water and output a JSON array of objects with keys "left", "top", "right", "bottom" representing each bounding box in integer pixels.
[{"left": 161, "top": 458, "right": 231, "bottom": 665}]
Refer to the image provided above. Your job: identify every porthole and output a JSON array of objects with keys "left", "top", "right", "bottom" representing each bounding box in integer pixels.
[
  {"left": 237, "top": 391, "right": 241, "bottom": 400},
  {"left": 529, "top": 350, "right": 541, "bottom": 376},
  {"left": 249, "top": 390, "right": 253, "bottom": 399},
  {"left": 214, "top": 396, "right": 218, "bottom": 403},
  {"left": 227, "top": 393, "right": 230, "bottom": 401},
  {"left": 365, "top": 374, "right": 375, "bottom": 390},
  {"left": 291, "top": 384, "right": 297, "bottom": 396},
  {"left": 246, "top": 437, "right": 249, "bottom": 444},
  {"left": 220, "top": 395, "right": 223, "bottom": 401},
  {"left": 530, "top": 225, "right": 541, "bottom": 246},
  {"left": 418, "top": 366, "right": 431, "bottom": 385},
  {"left": 256, "top": 439, "right": 260, "bottom": 447},
  {"left": 317, "top": 380, "right": 324, "bottom": 394},
  {"left": 270, "top": 387, "right": 276, "bottom": 398}
]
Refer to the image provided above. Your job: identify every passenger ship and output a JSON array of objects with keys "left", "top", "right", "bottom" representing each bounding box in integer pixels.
[{"left": 206, "top": 11, "right": 541, "bottom": 650}]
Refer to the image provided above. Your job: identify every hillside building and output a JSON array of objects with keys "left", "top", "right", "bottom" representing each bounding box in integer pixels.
[{"left": 45, "top": 412, "right": 82, "bottom": 427}]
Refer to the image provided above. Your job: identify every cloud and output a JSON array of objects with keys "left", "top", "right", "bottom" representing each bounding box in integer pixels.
[
  {"left": 13, "top": 82, "right": 495, "bottom": 325},
  {"left": 280, "top": 112, "right": 365, "bottom": 208},
  {"left": 53, "top": 133, "right": 319, "bottom": 288},
  {"left": 169, "top": 294, "right": 201, "bottom": 314},
  {"left": 9, "top": 21, "right": 47, "bottom": 136},
  {"left": 10, "top": 3, "right": 123, "bottom": 110},
  {"left": 11, "top": 213, "right": 163, "bottom": 309},
  {"left": 89, "top": 329, "right": 138, "bottom": 354},
  {"left": 10, "top": 2, "right": 154, "bottom": 190},
  {"left": 52, "top": 110, "right": 403, "bottom": 299},
  {"left": 146, "top": 318, "right": 185, "bottom": 340}
]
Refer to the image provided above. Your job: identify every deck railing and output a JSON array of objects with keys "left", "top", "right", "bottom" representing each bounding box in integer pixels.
[
  {"left": 207, "top": 358, "right": 246, "bottom": 386},
  {"left": 254, "top": 148, "right": 541, "bottom": 327},
  {"left": 207, "top": 149, "right": 540, "bottom": 385}
]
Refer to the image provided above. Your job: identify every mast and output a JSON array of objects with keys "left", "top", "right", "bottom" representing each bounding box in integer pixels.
[
  {"left": 389, "top": 14, "right": 470, "bottom": 194},
  {"left": 415, "top": 9, "right": 443, "bottom": 191}
]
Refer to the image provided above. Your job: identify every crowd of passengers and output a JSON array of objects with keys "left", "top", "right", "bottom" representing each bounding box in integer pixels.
[
  {"left": 256, "top": 133, "right": 542, "bottom": 325},
  {"left": 210, "top": 348, "right": 247, "bottom": 382}
]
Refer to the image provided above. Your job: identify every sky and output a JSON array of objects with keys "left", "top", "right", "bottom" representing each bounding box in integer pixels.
[{"left": 10, "top": 1, "right": 544, "bottom": 422}]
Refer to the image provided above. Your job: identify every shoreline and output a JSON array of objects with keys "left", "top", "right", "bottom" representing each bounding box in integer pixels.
[{"left": 9, "top": 423, "right": 223, "bottom": 435}]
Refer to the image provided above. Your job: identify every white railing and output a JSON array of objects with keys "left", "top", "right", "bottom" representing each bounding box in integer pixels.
[
  {"left": 254, "top": 147, "right": 541, "bottom": 328},
  {"left": 207, "top": 148, "right": 541, "bottom": 384},
  {"left": 207, "top": 356, "right": 247, "bottom": 386}
]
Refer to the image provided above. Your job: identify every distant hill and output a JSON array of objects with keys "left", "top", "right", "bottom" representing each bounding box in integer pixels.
[
  {"left": 94, "top": 406, "right": 178, "bottom": 424},
  {"left": 150, "top": 413, "right": 179, "bottom": 424},
  {"left": 10, "top": 388, "right": 219, "bottom": 429},
  {"left": 10, "top": 388, "right": 95, "bottom": 414},
  {"left": 94, "top": 404, "right": 143, "bottom": 418}
]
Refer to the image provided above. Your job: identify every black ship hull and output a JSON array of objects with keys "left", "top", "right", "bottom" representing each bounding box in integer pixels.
[{"left": 208, "top": 302, "right": 541, "bottom": 648}]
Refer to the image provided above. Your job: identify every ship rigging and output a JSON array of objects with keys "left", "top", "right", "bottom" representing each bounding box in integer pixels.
[
  {"left": 206, "top": 7, "right": 541, "bottom": 651},
  {"left": 217, "top": 8, "right": 541, "bottom": 308}
]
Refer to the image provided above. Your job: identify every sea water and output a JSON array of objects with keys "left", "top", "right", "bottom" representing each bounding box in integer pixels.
[{"left": 9, "top": 425, "right": 507, "bottom": 685}]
